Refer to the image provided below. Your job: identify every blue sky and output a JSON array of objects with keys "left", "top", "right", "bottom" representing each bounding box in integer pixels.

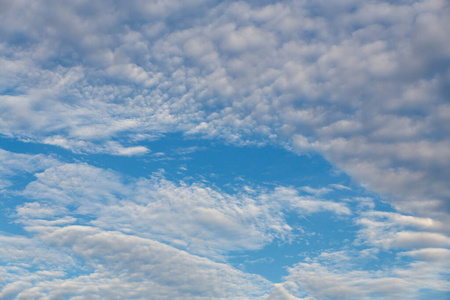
[{"left": 0, "top": 0, "right": 449, "bottom": 299}]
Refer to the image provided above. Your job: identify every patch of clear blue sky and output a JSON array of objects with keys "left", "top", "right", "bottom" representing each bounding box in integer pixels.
[{"left": 0, "top": 133, "right": 395, "bottom": 283}]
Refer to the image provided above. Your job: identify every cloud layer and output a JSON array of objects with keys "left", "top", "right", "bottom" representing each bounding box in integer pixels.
[
  {"left": 0, "top": 149, "right": 448, "bottom": 299},
  {"left": 1, "top": 0, "right": 449, "bottom": 218},
  {"left": 0, "top": 0, "right": 449, "bottom": 298}
]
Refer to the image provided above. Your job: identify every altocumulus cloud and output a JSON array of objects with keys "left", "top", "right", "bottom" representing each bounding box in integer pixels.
[
  {"left": 1, "top": 0, "right": 449, "bottom": 216},
  {"left": 1, "top": 150, "right": 352, "bottom": 298},
  {"left": 0, "top": 0, "right": 449, "bottom": 299}
]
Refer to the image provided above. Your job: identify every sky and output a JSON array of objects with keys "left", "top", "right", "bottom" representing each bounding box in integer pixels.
[{"left": 0, "top": 0, "right": 449, "bottom": 299}]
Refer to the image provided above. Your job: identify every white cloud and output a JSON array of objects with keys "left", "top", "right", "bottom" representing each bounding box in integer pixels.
[
  {"left": 282, "top": 246, "right": 450, "bottom": 300},
  {"left": 300, "top": 186, "right": 332, "bottom": 196},
  {"left": 0, "top": 148, "right": 448, "bottom": 298},
  {"left": 0, "top": 227, "right": 271, "bottom": 300},
  {"left": 0, "top": 0, "right": 447, "bottom": 220},
  {"left": 388, "top": 231, "right": 450, "bottom": 249},
  {"left": 0, "top": 1, "right": 448, "bottom": 220},
  {"left": 0, "top": 148, "right": 60, "bottom": 189},
  {"left": 0, "top": 151, "right": 360, "bottom": 298},
  {"left": 17, "top": 162, "right": 351, "bottom": 257},
  {"left": 275, "top": 205, "right": 450, "bottom": 299},
  {"left": 0, "top": 233, "right": 77, "bottom": 299},
  {"left": 285, "top": 261, "right": 410, "bottom": 300},
  {"left": 329, "top": 184, "right": 351, "bottom": 191},
  {"left": 20, "top": 164, "right": 285, "bottom": 256},
  {"left": 356, "top": 211, "right": 450, "bottom": 250},
  {"left": 403, "top": 247, "right": 450, "bottom": 262},
  {"left": 0, "top": 0, "right": 449, "bottom": 298},
  {"left": 269, "top": 187, "right": 351, "bottom": 216},
  {"left": 263, "top": 283, "right": 307, "bottom": 300}
]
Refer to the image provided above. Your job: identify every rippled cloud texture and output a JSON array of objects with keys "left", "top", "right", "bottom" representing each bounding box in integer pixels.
[{"left": 0, "top": 0, "right": 449, "bottom": 299}]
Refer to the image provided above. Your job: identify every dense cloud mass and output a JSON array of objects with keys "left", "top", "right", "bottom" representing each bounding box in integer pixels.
[
  {"left": 1, "top": 0, "right": 449, "bottom": 217},
  {"left": 0, "top": 0, "right": 449, "bottom": 299},
  {"left": 1, "top": 1, "right": 450, "bottom": 213}
]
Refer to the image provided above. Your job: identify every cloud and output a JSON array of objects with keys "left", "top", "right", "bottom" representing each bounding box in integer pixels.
[
  {"left": 263, "top": 283, "right": 307, "bottom": 300},
  {"left": 0, "top": 0, "right": 448, "bottom": 220},
  {"left": 20, "top": 163, "right": 286, "bottom": 256},
  {"left": 0, "top": 149, "right": 360, "bottom": 298},
  {"left": 0, "top": 227, "right": 271, "bottom": 300},
  {"left": 299, "top": 186, "right": 332, "bottom": 196},
  {"left": 388, "top": 231, "right": 450, "bottom": 249},
  {"left": 0, "top": 147, "right": 448, "bottom": 298},
  {"left": 0, "top": 148, "right": 60, "bottom": 189},
  {"left": 1, "top": 0, "right": 449, "bottom": 219},
  {"left": 0, "top": 0, "right": 449, "bottom": 298},
  {"left": 276, "top": 205, "right": 450, "bottom": 299},
  {"left": 268, "top": 187, "right": 351, "bottom": 216},
  {"left": 356, "top": 211, "right": 450, "bottom": 250},
  {"left": 403, "top": 247, "right": 450, "bottom": 262},
  {"left": 17, "top": 161, "right": 350, "bottom": 257},
  {"left": 0, "top": 233, "right": 77, "bottom": 300},
  {"left": 282, "top": 247, "right": 450, "bottom": 300}
]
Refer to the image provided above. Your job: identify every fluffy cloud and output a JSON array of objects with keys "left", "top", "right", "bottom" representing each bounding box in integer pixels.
[
  {"left": 1, "top": 0, "right": 448, "bottom": 219},
  {"left": 0, "top": 227, "right": 271, "bottom": 300},
  {"left": 282, "top": 246, "right": 450, "bottom": 300},
  {"left": 0, "top": 149, "right": 355, "bottom": 298},
  {"left": 356, "top": 211, "right": 450, "bottom": 250},
  {"left": 18, "top": 161, "right": 349, "bottom": 257},
  {"left": 274, "top": 208, "right": 450, "bottom": 299},
  {"left": 0, "top": 148, "right": 60, "bottom": 190},
  {"left": 0, "top": 0, "right": 449, "bottom": 298},
  {"left": 0, "top": 148, "right": 448, "bottom": 298}
]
